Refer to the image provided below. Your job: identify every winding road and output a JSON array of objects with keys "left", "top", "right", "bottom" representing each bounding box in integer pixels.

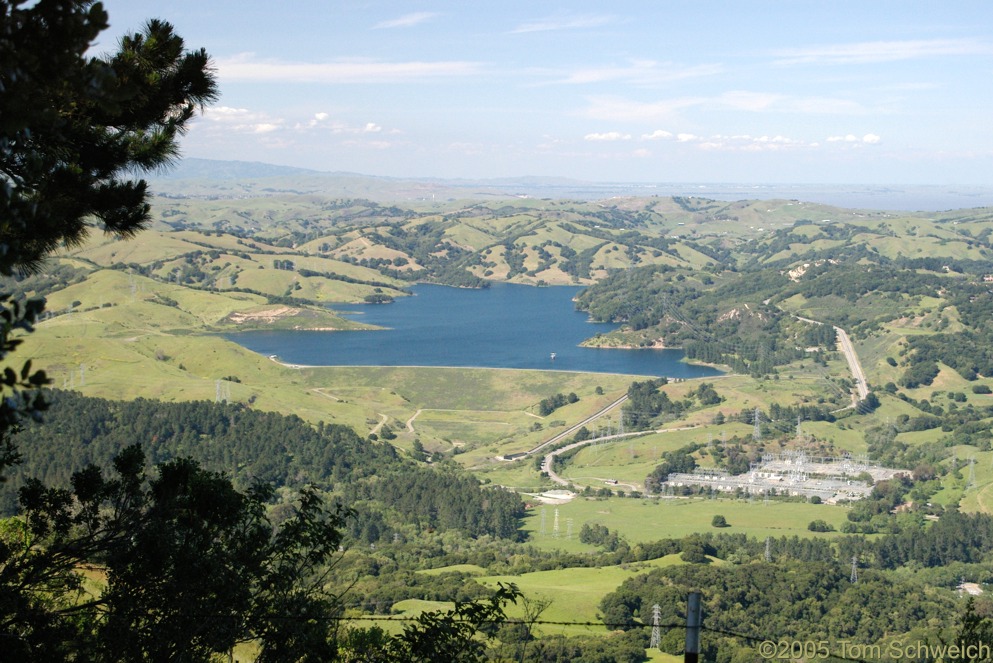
[{"left": 539, "top": 425, "right": 696, "bottom": 491}]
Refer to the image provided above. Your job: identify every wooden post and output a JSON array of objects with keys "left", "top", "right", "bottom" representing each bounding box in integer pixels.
[{"left": 685, "top": 591, "right": 702, "bottom": 663}]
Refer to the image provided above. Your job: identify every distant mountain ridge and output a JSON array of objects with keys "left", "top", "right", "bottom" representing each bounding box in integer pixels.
[
  {"left": 149, "top": 158, "right": 993, "bottom": 211},
  {"left": 152, "top": 158, "right": 329, "bottom": 180}
]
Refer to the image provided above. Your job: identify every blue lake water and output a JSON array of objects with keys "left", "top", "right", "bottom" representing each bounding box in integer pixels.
[{"left": 226, "top": 283, "right": 723, "bottom": 378}]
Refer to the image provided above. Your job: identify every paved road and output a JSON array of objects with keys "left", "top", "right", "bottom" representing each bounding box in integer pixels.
[
  {"left": 541, "top": 430, "right": 641, "bottom": 487},
  {"left": 541, "top": 425, "right": 696, "bottom": 490},
  {"left": 834, "top": 325, "right": 870, "bottom": 401},
  {"left": 794, "top": 315, "right": 869, "bottom": 404}
]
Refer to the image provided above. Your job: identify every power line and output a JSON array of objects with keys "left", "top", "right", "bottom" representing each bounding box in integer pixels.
[{"left": 141, "top": 612, "right": 886, "bottom": 662}]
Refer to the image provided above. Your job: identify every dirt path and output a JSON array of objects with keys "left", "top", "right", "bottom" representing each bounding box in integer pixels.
[
  {"left": 370, "top": 413, "right": 388, "bottom": 435},
  {"left": 310, "top": 388, "right": 341, "bottom": 401},
  {"left": 405, "top": 409, "right": 422, "bottom": 432}
]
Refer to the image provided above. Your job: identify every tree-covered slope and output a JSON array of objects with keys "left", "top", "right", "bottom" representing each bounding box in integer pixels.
[{"left": 2, "top": 391, "right": 525, "bottom": 541}]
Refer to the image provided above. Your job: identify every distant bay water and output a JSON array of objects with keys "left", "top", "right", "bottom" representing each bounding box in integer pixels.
[{"left": 227, "top": 283, "right": 722, "bottom": 378}]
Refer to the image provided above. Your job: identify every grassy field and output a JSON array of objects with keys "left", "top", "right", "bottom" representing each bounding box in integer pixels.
[
  {"left": 476, "top": 554, "right": 688, "bottom": 636},
  {"left": 520, "top": 496, "right": 852, "bottom": 554}
]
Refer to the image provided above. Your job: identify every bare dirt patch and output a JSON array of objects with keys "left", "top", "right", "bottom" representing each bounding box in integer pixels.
[{"left": 225, "top": 306, "right": 298, "bottom": 325}]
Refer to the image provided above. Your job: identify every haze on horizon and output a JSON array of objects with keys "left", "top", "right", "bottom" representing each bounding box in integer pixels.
[{"left": 99, "top": 1, "right": 992, "bottom": 186}]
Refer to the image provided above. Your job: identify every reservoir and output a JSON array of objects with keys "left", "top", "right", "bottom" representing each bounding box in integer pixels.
[{"left": 227, "top": 283, "right": 723, "bottom": 378}]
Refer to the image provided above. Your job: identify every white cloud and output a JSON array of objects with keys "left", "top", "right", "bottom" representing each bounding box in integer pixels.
[
  {"left": 203, "top": 106, "right": 285, "bottom": 134},
  {"left": 716, "top": 92, "right": 865, "bottom": 115},
  {"left": 648, "top": 132, "right": 813, "bottom": 152},
  {"left": 826, "top": 133, "right": 881, "bottom": 145},
  {"left": 582, "top": 96, "right": 703, "bottom": 122},
  {"left": 217, "top": 54, "right": 483, "bottom": 83},
  {"left": 697, "top": 134, "right": 807, "bottom": 152},
  {"left": 306, "top": 115, "right": 391, "bottom": 136},
  {"left": 718, "top": 91, "right": 784, "bottom": 112},
  {"left": 547, "top": 60, "right": 723, "bottom": 86},
  {"left": 786, "top": 97, "right": 866, "bottom": 115},
  {"left": 642, "top": 130, "right": 673, "bottom": 140},
  {"left": 207, "top": 107, "right": 396, "bottom": 140},
  {"left": 511, "top": 13, "right": 616, "bottom": 34},
  {"left": 583, "top": 90, "right": 865, "bottom": 124},
  {"left": 584, "top": 131, "right": 632, "bottom": 141},
  {"left": 372, "top": 12, "right": 439, "bottom": 29},
  {"left": 632, "top": 148, "right": 651, "bottom": 158},
  {"left": 773, "top": 38, "right": 992, "bottom": 65}
]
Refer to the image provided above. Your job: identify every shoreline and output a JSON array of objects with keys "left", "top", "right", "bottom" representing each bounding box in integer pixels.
[
  {"left": 264, "top": 355, "right": 724, "bottom": 379},
  {"left": 579, "top": 340, "right": 730, "bottom": 372},
  {"left": 580, "top": 340, "right": 667, "bottom": 350}
]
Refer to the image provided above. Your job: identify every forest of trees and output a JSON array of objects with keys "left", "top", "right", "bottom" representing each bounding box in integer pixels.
[{"left": 3, "top": 391, "right": 525, "bottom": 542}]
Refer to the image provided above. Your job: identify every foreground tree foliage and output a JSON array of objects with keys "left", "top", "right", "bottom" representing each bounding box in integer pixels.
[
  {"left": 339, "top": 584, "right": 521, "bottom": 663},
  {"left": 0, "top": 0, "right": 218, "bottom": 275},
  {"left": 2, "top": 447, "right": 347, "bottom": 660}
]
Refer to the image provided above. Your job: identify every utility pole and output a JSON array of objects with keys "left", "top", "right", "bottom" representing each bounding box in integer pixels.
[{"left": 685, "top": 591, "right": 702, "bottom": 663}]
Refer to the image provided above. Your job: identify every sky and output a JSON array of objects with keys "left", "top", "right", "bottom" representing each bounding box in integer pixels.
[{"left": 96, "top": 1, "right": 993, "bottom": 184}]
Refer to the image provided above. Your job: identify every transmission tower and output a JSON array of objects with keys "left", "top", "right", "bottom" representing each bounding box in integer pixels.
[
  {"left": 753, "top": 408, "right": 762, "bottom": 441},
  {"left": 795, "top": 415, "right": 802, "bottom": 441},
  {"left": 215, "top": 380, "right": 231, "bottom": 403},
  {"left": 850, "top": 555, "right": 858, "bottom": 584},
  {"left": 539, "top": 508, "right": 546, "bottom": 536},
  {"left": 969, "top": 457, "right": 976, "bottom": 489},
  {"left": 650, "top": 604, "right": 662, "bottom": 649},
  {"left": 552, "top": 508, "right": 560, "bottom": 538},
  {"left": 765, "top": 537, "right": 771, "bottom": 562},
  {"left": 566, "top": 518, "right": 574, "bottom": 540}
]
